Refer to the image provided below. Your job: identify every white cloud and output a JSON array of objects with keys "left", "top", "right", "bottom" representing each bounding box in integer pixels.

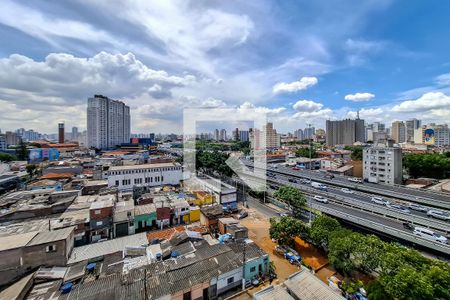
[
  {"left": 347, "top": 108, "right": 383, "bottom": 119},
  {"left": 436, "top": 73, "right": 450, "bottom": 86},
  {"left": 292, "top": 108, "right": 333, "bottom": 120},
  {"left": 292, "top": 100, "right": 324, "bottom": 112},
  {"left": 272, "top": 77, "right": 318, "bottom": 94},
  {"left": 344, "top": 92, "right": 375, "bottom": 102},
  {"left": 392, "top": 92, "right": 450, "bottom": 112}
]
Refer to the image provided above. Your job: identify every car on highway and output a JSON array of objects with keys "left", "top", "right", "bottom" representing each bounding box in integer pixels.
[
  {"left": 292, "top": 166, "right": 300, "bottom": 170},
  {"left": 402, "top": 222, "right": 415, "bottom": 231},
  {"left": 269, "top": 185, "right": 279, "bottom": 190},
  {"left": 313, "top": 195, "right": 328, "bottom": 203},
  {"left": 341, "top": 188, "right": 353, "bottom": 194},
  {"left": 324, "top": 174, "right": 335, "bottom": 179},
  {"left": 348, "top": 177, "right": 363, "bottom": 183},
  {"left": 413, "top": 227, "right": 448, "bottom": 244},
  {"left": 288, "top": 178, "right": 297, "bottom": 183},
  {"left": 427, "top": 210, "right": 450, "bottom": 221},
  {"left": 388, "top": 204, "right": 411, "bottom": 214},
  {"left": 408, "top": 203, "right": 428, "bottom": 212},
  {"left": 370, "top": 196, "right": 389, "bottom": 206}
]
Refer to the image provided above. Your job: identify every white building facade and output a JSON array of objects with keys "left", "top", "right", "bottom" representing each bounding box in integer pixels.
[
  {"left": 106, "top": 163, "right": 183, "bottom": 191},
  {"left": 87, "top": 95, "right": 131, "bottom": 149},
  {"left": 363, "top": 142, "right": 402, "bottom": 185}
]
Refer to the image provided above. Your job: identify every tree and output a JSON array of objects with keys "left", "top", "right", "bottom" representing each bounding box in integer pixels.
[
  {"left": 352, "top": 235, "right": 384, "bottom": 273},
  {"left": 328, "top": 228, "right": 358, "bottom": 274},
  {"left": 344, "top": 146, "right": 363, "bottom": 161},
  {"left": 295, "top": 147, "right": 317, "bottom": 158},
  {"left": 273, "top": 185, "right": 306, "bottom": 213},
  {"left": 309, "top": 215, "right": 341, "bottom": 249},
  {"left": 366, "top": 280, "right": 392, "bottom": 300},
  {"left": 0, "top": 153, "right": 17, "bottom": 162},
  {"left": 380, "top": 266, "right": 434, "bottom": 300},
  {"left": 26, "top": 164, "right": 37, "bottom": 178},
  {"left": 403, "top": 153, "right": 450, "bottom": 179},
  {"left": 269, "top": 216, "right": 309, "bottom": 246},
  {"left": 16, "top": 141, "right": 28, "bottom": 161}
]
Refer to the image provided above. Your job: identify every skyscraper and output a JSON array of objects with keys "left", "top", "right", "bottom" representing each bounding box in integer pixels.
[
  {"left": 71, "top": 126, "right": 78, "bottom": 141},
  {"left": 87, "top": 95, "right": 131, "bottom": 149},
  {"left": 405, "top": 118, "right": 421, "bottom": 142},
  {"left": 58, "top": 123, "right": 65, "bottom": 144},
  {"left": 391, "top": 121, "right": 406, "bottom": 144},
  {"left": 326, "top": 118, "right": 365, "bottom": 147},
  {"left": 219, "top": 129, "right": 227, "bottom": 141},
  {"left": 239, "top": 130, "right": 249, "bottom": 142}
]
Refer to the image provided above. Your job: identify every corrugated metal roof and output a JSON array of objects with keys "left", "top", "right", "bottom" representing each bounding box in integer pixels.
[
  {"left": 68, "top": 233, "right": 148, "bottom": 264},
  {"left": 27, "top": 227, "right": 74, "bottom": 246},
  {"left": 284, "top": 270, "right": 345, "bottom": 300},
  {"left": 0, "top": 231, "right": 38, "bottom": 251},
  {"left": 134, "top": 203, "right": 156, "bottom": 216}
]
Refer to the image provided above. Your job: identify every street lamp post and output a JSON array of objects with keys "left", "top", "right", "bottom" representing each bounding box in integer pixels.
[{"left": 308, "top": 123, "right": 313, "bottom": 224}]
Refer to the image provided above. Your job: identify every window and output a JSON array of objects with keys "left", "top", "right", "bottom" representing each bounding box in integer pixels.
[
  {"left": 96, "top": 221, "right": 103, "bottom": 226},
  {"left": 46, "top": 245, "right": 57, "bottom": 252},
  {"left": 115, "top": 180, "right": 119, "bottom": 186},
  {"left": 95, "top": 209, "right": 101, "bottom": 215},
  {"left": 227, "top": 277, "right": 234, "bottom": 284},
  {"left": 250, "top": 266, "right": 256, "bottom": 272}
]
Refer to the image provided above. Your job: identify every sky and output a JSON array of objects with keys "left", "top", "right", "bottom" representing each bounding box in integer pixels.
[{"left": 0, "top": 0, "right": 450, "bottom": 134}]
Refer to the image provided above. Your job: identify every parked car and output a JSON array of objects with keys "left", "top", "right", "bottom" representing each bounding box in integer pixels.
[
  {"left": 238, "top": 211, "right": 248, "bottom": 219},
  {"left": 427, "top": 210, "right": 450, "bottom": 221},
  {"left": 274, "top": 245, "right": 287, "bottom": 256},
  {"left": 413, "top": 227, "right": 448, "bottom": 243},
  {"left": 408, "top": 203, "right": 428, "bottom": 212},
  {"left": 284, "top": 251, "right": 302, "bottom": 264},
  {"left": 403, "top": 222, "right": 415, "bottom": 230},
  {"left": 278, "top": 212, "right": 289, "bottom": 217},
  {"left": 341, "top": 188, "right": 353, "bottom": 194},
  {"left": 313, "top": 195, "right": 328, "bottom": 203},
  {"left": 371, "top": 196, "right": 389, "bottom": 206}
]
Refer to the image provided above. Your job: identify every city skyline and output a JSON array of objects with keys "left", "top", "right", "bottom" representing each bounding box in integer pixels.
[{"left": 0, "top": 1, "right": 450, "bottom": 133}]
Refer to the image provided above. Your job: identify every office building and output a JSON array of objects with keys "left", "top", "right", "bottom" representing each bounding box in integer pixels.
[
  {"left": 250, "top": 122, "right": 280, "bottom": 149},
  {"left": 233, "top": 128, "right": 239, "bottom": 141},
  {"left": 106, "top": 163, "right": 183, "bottom": 191},
  {"left": 414, "top": 124, "right": 449, "bottom": 146},
  {"left": 87, "top": 95, "right": 131, "bottom": 149},
  {"left": 213, "top": 129, "right": 220, "bottom": 141},
  {"left": 326, "top": 118, "right": 365, "bottom": 147},
  {"left": 405, "top": 119, "right": 421, "bottom": 143},
  {"left": 294, "top": 129, "right": 304, "bottom": 140},
  {"left": 5, "top": 131, "right": 21, "bottom": 146},
  {"left": 239, "top": 130, "right": 249, "bottom": 142},
  {"left": 363, "top": 140, "right": 402, "bottom": 185},
  {"left": 58, "top": 123, "right": 65, "bottom": 144},
  {"left": 219, "top": 129, "right": 227, "bottom": 141},
  {"left": 391, "top": 121, "right": 406, "bottom": 144},
  {"left": 303, "top": 126, "right": 315, "bottom": 140},
  {"left": 71, "top": 127, "right": 79, "bottom": 141}
]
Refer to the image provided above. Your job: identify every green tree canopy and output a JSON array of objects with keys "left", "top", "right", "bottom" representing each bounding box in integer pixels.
[
  {"left": 344, "top": 145, "right": 363, "bottom": 161},
  {"left": 0, "top": 152, "right": 17, "bottom": 162},
  {"left": 273, "top": 185, "right": 306, "bottom": 213},
  {"left": 295, "top": 147, "right": 317, "bottom": 158},
  {"left": 403, "top": 153, "right": 450, "bottom": 179},
  {"left": 269, "top": 216, "right": 309, "bottom": 246},
  {"left": 309, "top": 215, "right": 341, "bottom": 249}
]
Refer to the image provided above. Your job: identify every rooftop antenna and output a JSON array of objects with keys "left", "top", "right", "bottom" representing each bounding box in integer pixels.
[{"left": 356, "top": 109, "right": 360, "bottom": 119}]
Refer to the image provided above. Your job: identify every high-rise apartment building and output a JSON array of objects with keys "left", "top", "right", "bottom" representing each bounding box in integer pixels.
[
  {"left": 303, "top": 126, "right": 315, "bottom": 140},
  {"left": 414, "top": 124, "right": 449, "bottom": 146},
  {"left": 0, "top": 134, "right": 6, "bottom": 150},
  {"left": 233, "top": 128, "right": 239, "bottom": 141},
  {"left": 58, "top": 123, "right": 65, "bottom": 144},
  {"left": 405, "top": 118, "right": 421, "bottom": 142},
  {"left": 5, "top": 131, "right": 21, "bottom": 146},
  {"left": 325, "top": 118, "right": 365, "bottom": 147},
  {"left": 87, "top": 95, "right": 131, "bottom": 149},
  {"left": 213, "top": 129, "right": 220, "bottom": 141},
  {"left": 391, "top": 121, "right": 406, "bottom": 144},
  {"left": 250, "top": 122, "right": 280, "bottom": 150},
  {"left": 239, "top": 130, "right": 249, "bottom": 142},
  {"left": 71, "top": 127, "right": 79, "bottom": 141},
  {"left": 363, "top": 140, "right": 402, "bottom": 185},
  {"left": 219, "top": 129, "right": 227, "bottom": 141},
  {"left": 294, "top": 129, "right": 304, "bottom": 140}
]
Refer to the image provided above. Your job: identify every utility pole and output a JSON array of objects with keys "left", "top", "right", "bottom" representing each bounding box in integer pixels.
[{"left": 241, "top": 240, "right": 247, "bottom": 291}]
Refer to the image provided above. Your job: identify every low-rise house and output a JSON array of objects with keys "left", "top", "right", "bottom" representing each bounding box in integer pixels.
[
  {"left": 284, "top": 269, "right": 345, "bottom": 300},
  {"left": 89, "top": 199, "right": 114, "bottom": 242},
  {"left": 51, "top": 208, "right": 90, "bottom": 246},
  {"left": 185, "top": 205, "right": 200, "bottom": 223},
  {"left": 113, "top": 200, "right": 135, "bottom": 238},
  {"left": 253, "top": 284, "right": 295, "bottom": 300},
  {"left": 134, "top": 203, "right": 157, "bottom": 232},
  {"left": 229, "top": 240, "right": 270, "bottom": 280},
  {"left": 154, "top": 195, "right": 171, "bottom": 229},
  {"left": 200, "top": 205, "right": 225, "bottom": 229},
  {"left": 27, "top": 179, "right": 63, "bottom": 192},
  {"left": 171, "top": 199, "right": 190, "bottom": 225},
  {"left": 218, "top": 217, "right": 239, "bottom": 234}
]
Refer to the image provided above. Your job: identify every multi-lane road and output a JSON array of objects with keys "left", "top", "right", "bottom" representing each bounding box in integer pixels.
[{"left": 231, "top": 160, "right": 450, "bottom": 256}]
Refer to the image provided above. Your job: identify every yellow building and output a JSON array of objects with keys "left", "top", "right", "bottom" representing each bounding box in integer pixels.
[
  {"left": 183, "top": 206, "right": 200, "bottom": 223},
  {"left": 190, "top": 191, "right": 216, "bottom": 206}
]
